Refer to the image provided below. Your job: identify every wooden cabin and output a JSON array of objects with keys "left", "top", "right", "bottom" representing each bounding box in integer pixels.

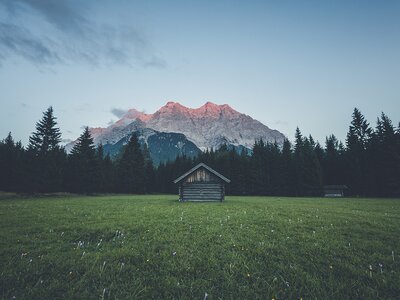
[
  {"left": 323, "top": 185, "right": 348, "bottom": 197},
  {"left": 173, "top": 163, "right": 231, "bottom": 202}
]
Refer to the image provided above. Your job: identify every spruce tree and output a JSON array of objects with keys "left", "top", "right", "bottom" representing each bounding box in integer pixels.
[
  {"left": 281, "top": 139, "right": 294, "bottom": 196},
  {"left": 251, "top": 139, "right": 268, "bottom": 195},
  {"left": 116, "top": 133, "right": 145, "bottom": 193},
  {"left": 302, "top": 137, "right": 323, "bottom": 195},
  {"left": 26, "top": 106, "right": 65, "bottom": 192},
  {"left": 293, "top": 129, "right": 322, "bottom": 196},
  {"left": 369, "top": 113, "right": 399, "bottom": 196},
  {"left": 294, "top": 127, "right": 305, "bottom": 196},
  {"left": 0, "top": 133, "right": 25, "bottom": 191},
  {"left": 324, "top": 134, "right": 342, "bottom": 185},
  {"left": 345, "top": 108, "right": 372, "bottom": 195},
  {"left": 142, "top": 143, "right": 155, "bottom": 193},
  {"left": 314, "top": 141, "right": 324, "bottom": 178},
  {"left": 28, "top": 106, "right": 61, "bottom": 154},
  {"left": 96, "top": 144, "right": 107, "bottom": 192},
  {"left": 68, "top": 127, "right": 97, "bottom": 193}
]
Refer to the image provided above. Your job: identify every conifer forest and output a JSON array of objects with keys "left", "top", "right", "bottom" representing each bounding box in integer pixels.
[{"left": 1, "top": 107, "right": 399, "bottom": 197}]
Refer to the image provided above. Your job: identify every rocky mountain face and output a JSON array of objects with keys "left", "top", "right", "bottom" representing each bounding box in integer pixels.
[
  {"left": 102, "top": 128, "right": 201, "bottom": 166},
  {"left": 67, "top": 101, "right": 285, "bottom": 165},
  {"left": 143, "top": 101, "right": 285, "bottom": 150}
]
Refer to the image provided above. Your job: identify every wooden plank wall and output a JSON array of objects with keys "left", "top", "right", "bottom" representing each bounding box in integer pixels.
[
  {"left": 185, "top": 169, "right": 219, "bottom": 183},
  {"left": 182, "top": 183, "right": 223, "bottom": 201}
]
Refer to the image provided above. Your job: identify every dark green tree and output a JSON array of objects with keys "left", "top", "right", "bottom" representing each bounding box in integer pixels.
[
  {"left": 369, "top": 113, "right": 400, "bottom": 196},
  {"left": 142, "top": 143, "right": 155, "bottom": 193},
  {"left": 302, "top": 136, "right": 323, "bottom": 195},
  {"left": 293, "top": 127, "right": 305, "bottom": 196},
  {"left": 116, "top": 133, "right": 145, "bottom": 193},
  {"left": 323, "top": 134, "right": 343, "bottom": 185},
  {"left": 95, "top": 144, "right": 115, "bottom": 192},
  {"left": 28, "top": 106, "right": 62, "bottom": 154},
  {"left": 67, "top": 127, "right": 97, "bottom": 193},
  {"left": 0, "top": 133, "right": 25, "bottom": 191},
  {"left": 250, "top": 139, "right": 268, "bottom": 195},
  {"left": 293, "top": 129, "right": 322, "bottom": 196},
  {"left": 280, "top": 139, "right": 295, "bottom": 196},
  {"left": 345, "top": 108, "right": 372, "bottom": 195},
  {"left": 26, "top": 107, "right": 66, "bottom": 192}
]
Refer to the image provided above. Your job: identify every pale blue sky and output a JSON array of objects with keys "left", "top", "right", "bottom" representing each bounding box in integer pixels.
[{"left": 0, "top": 0, "right": 399, "bottom": 145}]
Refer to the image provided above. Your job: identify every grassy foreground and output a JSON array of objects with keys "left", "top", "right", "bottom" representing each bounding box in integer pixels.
[{"left": 0, "top": 195, "right": 399, "bottom": 299}]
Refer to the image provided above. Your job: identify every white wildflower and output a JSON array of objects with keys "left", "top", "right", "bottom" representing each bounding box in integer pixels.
[{"left": 379, "top": 263, "right": 383, "bottom": 273}]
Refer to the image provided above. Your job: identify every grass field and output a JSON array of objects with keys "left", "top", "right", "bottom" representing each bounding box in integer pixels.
[{"left": 0, "top": 195, "right": 399, "bottom": 299}]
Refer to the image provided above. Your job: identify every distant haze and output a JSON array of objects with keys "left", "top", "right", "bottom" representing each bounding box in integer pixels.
[{"left": 0, "top": 0, "right": 399, "bottom": 146}]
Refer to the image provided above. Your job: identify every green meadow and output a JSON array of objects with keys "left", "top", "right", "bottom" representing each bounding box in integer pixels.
[{"left": 0, "top": 195, "right": 399, "bottom": 299}]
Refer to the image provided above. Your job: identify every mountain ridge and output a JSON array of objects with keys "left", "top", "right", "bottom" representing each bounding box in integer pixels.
[{"left": 67, "top": 101, "right": 286, "bottom": 164}]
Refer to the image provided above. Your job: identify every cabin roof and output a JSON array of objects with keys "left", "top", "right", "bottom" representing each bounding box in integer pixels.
[{"left": 173, "top": 162, "right": 231, "bottom": 184}]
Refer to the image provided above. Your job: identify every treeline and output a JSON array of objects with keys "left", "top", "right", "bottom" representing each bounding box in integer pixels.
[
  {"left": 0, "top": 107, "right": 153, "bottom": 194},
  {"left": 0, "top": 107, "right": 399, "bottom": 197},
  {"left": 157, "top": 108, "right": 400, "bottom": 197}
]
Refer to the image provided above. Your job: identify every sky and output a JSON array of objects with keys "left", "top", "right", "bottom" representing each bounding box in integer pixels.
[{"left": 0, "top": 0, "right": 399, "bottom": 145}]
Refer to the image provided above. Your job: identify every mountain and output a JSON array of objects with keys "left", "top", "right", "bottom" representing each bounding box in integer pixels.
[
  {"left": 102, "top": 128, "right": 201, "bottom": 166},
  {"left": 143, "top": 101, "right": 285, "bottom": 150},
  {"left": 67, "top": 101, "right": 285, "bottom": 164}
]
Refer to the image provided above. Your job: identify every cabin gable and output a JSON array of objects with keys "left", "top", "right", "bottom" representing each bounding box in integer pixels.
[
  {"left": 174, "top": 163, "right": 230, "bottom": 202},
  {"left": 184, "top": 167, "right": 221, "bottom": 183}
]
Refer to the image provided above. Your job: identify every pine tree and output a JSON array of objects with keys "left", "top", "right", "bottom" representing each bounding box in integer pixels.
[
  {"left": 95, "top": 144, "right": 107, "bottom": 193},
  {"left": 116, "top": 133, "right": 145, "bottom": 193},
  {"left": 28, "top": 107, "right": 61, "bottom": 154},
  {"left": 294, "top": 127, "right": 305, "bottom": 196},
  {"left": 67, "top": 127, "right": 97, "bottom": 193},
  {"left": 0, "top": 133, "right": 25, "bottom": 191},
  {"left": 369, "top": 113, "right": 400, "bottom": 196},
  {"left": 251, "top": 139, "right": 268, "bottom": 195},
  {"left": 293, "top": 129, "right": 322, "bottom": 196},
  {"left": 346, "top": 108, "right": 372, "bottom": 151},
  {"left": 280, "top": 139, "right": 294, "bottom": 196},
  {"left": 345, "top": 108, "right": 372, "bottom": 195},
  {"left": 26, "top": 107, "right": 65, "bottom": 192},
  {"left": 314, "top": 141, "right": 324, "bottom": 179},
  {"left": 294, "top": 127, "right": 303, "bottom": 153},
  {"left": 142, "top": 143, "right": 155, "bottom": 193},
  {"left": 324, "top": 134, "right": 342, "bottom": 185},
  {"left": 303, "top": 136, "right": 323, "bottom": 195}
]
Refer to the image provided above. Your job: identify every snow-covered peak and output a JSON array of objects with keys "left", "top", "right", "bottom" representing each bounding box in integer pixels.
[
  {"left": 124, "top": 108, "right": 143, "bottom": 119},
  {"left": 159, "top": 101, "right": 187, "bottom": 111},
  {"left": 152, "top": 101, "right": 189, "bottom": 118},
  {"left": 67, "top": 101, "right": 286, "bottom": 155},
  {"left": 143, "top": 101, "right": 285, "bottom": 149},
  {"left": 194, "top": 101, "right": 222, "bottom": 116}
]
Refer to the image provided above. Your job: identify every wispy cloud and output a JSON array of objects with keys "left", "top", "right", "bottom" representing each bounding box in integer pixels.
[
  {"left": 111, "top": 108, "right": 127, "bottom": 118},
  {"left": 0, "top": 23, "right": 60, "bottom": 65},
  {"left": 0, "top": 0, "right": 166, "bottom": 68}
]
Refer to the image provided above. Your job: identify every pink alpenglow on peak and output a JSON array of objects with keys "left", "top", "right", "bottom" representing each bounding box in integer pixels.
[
  {"left": 66, "top": 101, "right": 285, "bottom": 154},
  {"left": 117, "top": 101, "right": 284, "bottom": 149},
  {"left": 157, "top": 101, "right": 189, "bottom": 114},
  {"left": 139, "top": 101, "right": 284, "bottom": 150}
]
